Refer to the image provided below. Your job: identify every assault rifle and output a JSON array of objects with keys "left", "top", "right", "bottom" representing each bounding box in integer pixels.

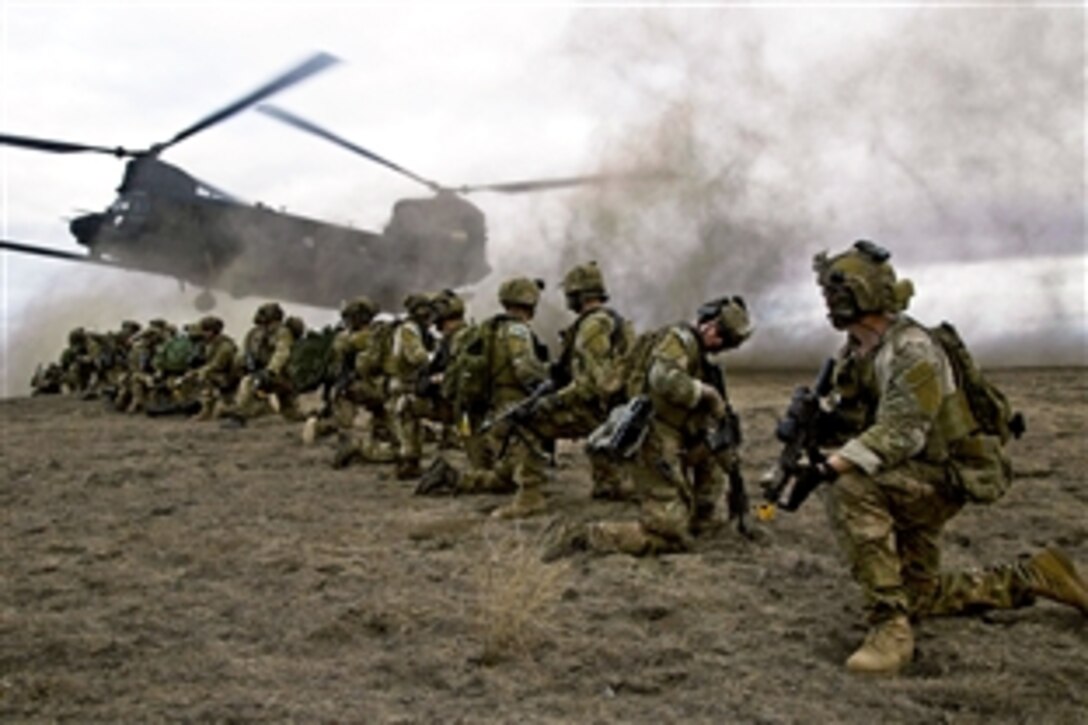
[
  {"left": 586, "top": 395, "right": 654, "bottom": 461},
  {"left": 759, "top": 358, "right": 836, "bottom": 520},
  {"left": 480, "top": 379, "right": 556, "bottom": 434},
  {"left": 702, "top": 363, "right": 751, "bottom": 538}
]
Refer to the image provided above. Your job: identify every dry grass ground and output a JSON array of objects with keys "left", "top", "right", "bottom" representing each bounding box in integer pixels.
[{"left": 1, "top": 368, "right": 1086, "bottom": 722}]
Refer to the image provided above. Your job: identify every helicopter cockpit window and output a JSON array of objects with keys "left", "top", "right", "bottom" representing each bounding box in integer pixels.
[{"left": 108, "top": 192, "right": 150, "bottom": 229}]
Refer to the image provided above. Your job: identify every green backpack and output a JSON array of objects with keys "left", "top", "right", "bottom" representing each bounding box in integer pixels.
[
  {"left": 354, "top": 320, "right": 397, "bottom": 379},
  {"left": 446, "top": 319, "right": 498, "bottom": 417},
  {"left": 286, "top": 326, "right": 337, "bottom": 393},
  {"left": 622, "top": 327, "right": 670, "bottom": 399},
  {"left": 155, "top": 335, "right": 199, "bottom": 374},
  {"left": 930, "top": 322, "right": 1024, "bottom": 503}
]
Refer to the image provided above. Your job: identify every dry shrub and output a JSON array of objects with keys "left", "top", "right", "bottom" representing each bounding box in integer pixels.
[{"left": 474, "top": 525, "right": 572, "bottom": 665}]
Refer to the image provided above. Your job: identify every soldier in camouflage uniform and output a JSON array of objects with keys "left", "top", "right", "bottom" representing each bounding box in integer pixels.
[
  {"left": 223, "top": 302, "right": 303, "bottom": 424},
  {"left": 184, "top": 315, "right": 240, "bottom": 421},
  {"left": 304, "top": 296, "right": 384, "bottom": 444},
  {"left": 30, "top": 361, "right": 64, "bottom": 395},
  {"left": 88, "top": 320, "right": 142, "bottom": 401},
  {"left": 385, "top": 294, "right": 437, "bottom": 479},
  {"left": 59, "top": 327, "right": 95, "bottom": 394},
  {"left": 531, "top": 262, "right": 636, "bottom": 500},
  {"left": 805, "top": 240, "right": 1088, "bottom": 674},
  {"left": 576, "top": 296, "right": 752, "bottom": 556},
  {"left": 115, "top": 318, "right": 174, "bottom": 413},
  {"left": 453, "top": 277, "right": 552, "bottom": 518}
]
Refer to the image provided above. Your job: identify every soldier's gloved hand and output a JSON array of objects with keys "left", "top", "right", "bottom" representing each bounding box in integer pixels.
[
  {"left": 532, "top": 394, "right": 560, "bottom": 419},
  {"left": 697, "top": 382, "right": 727, "bottom": 419},
  {"left": 794, "top": 461, "right": 838, "bottom": 488}
]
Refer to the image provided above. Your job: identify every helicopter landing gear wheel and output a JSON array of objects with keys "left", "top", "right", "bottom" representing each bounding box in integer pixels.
[{"left": 194, "top": 289, "right": 216, "bottom": 312}]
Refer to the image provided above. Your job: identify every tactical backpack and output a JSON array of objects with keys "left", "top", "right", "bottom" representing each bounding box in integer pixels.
[
  {"left": 551, "top": 307, "right": 631, "bottom": 394},
  {"left": 621, "top": 327, "right": 670, "bottom": 400},
  {"left": 930, "top": 322, "right": 1023, "bottom": 504},
  {"left": 446, "top": 319, "right": 496, "bottom": 417},
  {"left": 286, "top": 326, "right": 337, "bottom": 393},
  {"left": 155, "top": 335, "right": 198, "bottom": 374},
  {"left": 354, "top": 320, "right": 397, "bottom": 379}
]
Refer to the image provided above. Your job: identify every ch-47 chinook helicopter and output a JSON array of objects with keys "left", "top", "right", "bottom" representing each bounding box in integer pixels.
[{"left": 1, "top": 54, "right": 643, "bottom": 313}]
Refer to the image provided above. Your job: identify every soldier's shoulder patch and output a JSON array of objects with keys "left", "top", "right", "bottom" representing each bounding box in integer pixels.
[{"left": 505, "top": 321, "right": 533, "bottom": 342}]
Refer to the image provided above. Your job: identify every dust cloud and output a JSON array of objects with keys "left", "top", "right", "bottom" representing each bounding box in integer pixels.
[{"left": 506, "top": 6, "right": 1084, "bottom": 367}]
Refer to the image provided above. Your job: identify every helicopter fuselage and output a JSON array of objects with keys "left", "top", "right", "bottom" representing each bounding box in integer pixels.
[{"left": 64, "top": 158, "right": 491, "bottom": 310}]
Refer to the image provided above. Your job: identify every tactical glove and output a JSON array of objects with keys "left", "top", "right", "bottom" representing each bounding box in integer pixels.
[{"left": 697, "top": 382, "right": 727, "bottom": 419}]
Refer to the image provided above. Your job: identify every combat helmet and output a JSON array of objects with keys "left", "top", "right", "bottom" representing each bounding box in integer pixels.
[
  {"left": 119, "top": 320, "right": 142, "bottom": 337},
  {"left": 561, "top": 261, "right": 608, "bottom": 310},
  {"left": 813, "top": 240, "right": 914, "bottom": 329},
  {"left": 68, "top": 327, "right": 87, "bottom": 346},
  {"left": 340, "top": 295, "right": 378, "bottom": 327},
  {"left": 498, "top": 277, "right": 545, "bottom": 309},
  {"left": 285, "top": 315, "right": 306, "bottom": 339},
  {"left": 432, "top": 289, "right": 466, "bottom": 323},
  {"left": 254, "top": 302, "right": 285, "bottom": 325},
  {"left": 199, "top": 315, "right": 225, "bottom": 335},
  {"left": 696, "top": 295, "right": 753, "bottom": 351}
]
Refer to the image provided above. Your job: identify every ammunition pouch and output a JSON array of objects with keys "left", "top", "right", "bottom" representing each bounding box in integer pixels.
[{"left": 946, "top": 433, "right": 1013, "bottom": 504}]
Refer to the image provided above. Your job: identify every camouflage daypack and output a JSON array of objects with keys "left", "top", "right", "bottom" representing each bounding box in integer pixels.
[
  {"left": 622, "top": 327, "right": 671, "bottom": 400},
  {"left": 354, "top": 319, "right": 397, "bottom": 380},
  {"left": 445, "top": 318, "right": 497, "bottom": 418},
  {"left": 551, "top": 307, "right": 633, "bottom": 401},
  {"left": 930, "top": 321, "right": 1024, "bottom": 504},
  {"left": 286, "top": 326, "right": 337, "bottom": 393},
  {"left": 155, "top": 334, "right": 199, "bottom": 374}
]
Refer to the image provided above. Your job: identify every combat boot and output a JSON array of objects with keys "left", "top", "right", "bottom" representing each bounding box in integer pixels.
[
  {"left": 586, "top": 521, "right": 654, "bottom": 556},
  {"left": 191, "top": 403, "right": 215, "bottom": 422},
  {"left": 845, "top": 614, "right": 914, "bottom": 675},
  {"left": 415, "top": 457, "right": 461, "bottom": 496},
  {"left": 1025, "top": 548, "right": 1088, "bottom": 615},
  {"left": 541, "top": 520, "right": 589, "bottom": 562},
  {"left": 396, "top": 457, "right": 423, "bottom": 481},
  {"left": 332, "top": 435, "right": 363, "bottom": 469},
  {"left": 302, "top": 416, "right": 319, "bottom": 446},
  {"left": 491, "top": 488, "right": 547, "bottom": 520}
]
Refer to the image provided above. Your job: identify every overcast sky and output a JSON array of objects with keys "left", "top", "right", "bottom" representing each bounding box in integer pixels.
[{"left": 1, "top": 3, "right": 1084, "bottom": 395}]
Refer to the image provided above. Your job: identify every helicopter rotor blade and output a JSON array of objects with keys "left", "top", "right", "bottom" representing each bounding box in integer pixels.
[
  {"left": 0, "top": 132, "right": 129, "bottom": 157},
  {"left": 158, "top": 51, "right": 340, "bottom": 154},
  {"left": 456, "top": 170, "right": 674, "bottom": 194},
  {"left": 256, "top": 104, "right": 440, "bottom": 191}
]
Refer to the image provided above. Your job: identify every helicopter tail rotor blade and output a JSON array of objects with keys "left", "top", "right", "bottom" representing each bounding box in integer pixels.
[
  {"left": 0, "top": 132, "right": 127, "bottom": 157},
  {"left": 458, "top": 170, "right": 675, "bottom": 194},
  {"left": 159, "top": 51, "right": 340, "bottom": 153},
  {"left": 256, "top": 104, "right": 440, "bottom": 191}
]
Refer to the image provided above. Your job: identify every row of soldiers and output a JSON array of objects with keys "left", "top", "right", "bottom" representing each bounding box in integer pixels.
[
  {"left": 30, "top": 245, "right": 1088, "bottom": 676},
  {"left": 34, "top": 303, "right": 306, "bottom": 422}
]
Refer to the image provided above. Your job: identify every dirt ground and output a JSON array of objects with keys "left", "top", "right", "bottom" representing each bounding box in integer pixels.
[{"left": 1, "top": 368, "right": 1085, "bottom": 723}]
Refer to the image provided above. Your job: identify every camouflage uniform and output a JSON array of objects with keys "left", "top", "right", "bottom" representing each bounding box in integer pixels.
[
  {"left": 229, "top": 303, "right": 302, "bottom": 422},
  {"left": 813, "top": 240, "right": 1088, "bottom": 674},
  {"left": 116, "top": 319, "right": 173, "bottom": 413},
  {"left": 59, "top": 327, "right": 95, "bottom": 393},
  {"left": 187, "top": 316, "right": 239, "bottom": 420},
  {"left": 585, "top": 297, "right": 752, "bottom": 556},
  {"left": 533, "top": 262, "right": 635, "bottom": 499},
  {"left": 308, "top": 296, "right": 388, "bottom": 444},
  {"left": 86, "top": 320, "right": 141, "bottom": 399},
  {"left": 30, "top": 363, "right": 64, "bottom": 395},
  {"left": 384, "top": 294, "right": 436, "bottom": 479},
  {"left": 459, "top": 277, "right": 552, "bottom": 518}
]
